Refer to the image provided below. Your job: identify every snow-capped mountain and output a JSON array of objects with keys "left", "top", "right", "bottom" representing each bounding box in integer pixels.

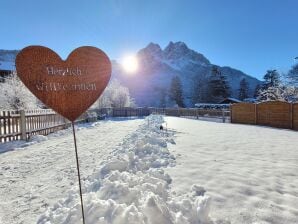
[
  {"left": 113, "top": 41, "right": 261, "bottom": 107},
  {"left": 0, "top": 50, "right": 18, "bottom": 71},
  {"left": 0, "top": 43, "right": 261, "bottom": 107}
]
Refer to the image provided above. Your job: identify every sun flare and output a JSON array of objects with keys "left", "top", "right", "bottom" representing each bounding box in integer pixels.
[{"left": 121, "top": 55, "right": 139, "bottom": 74}]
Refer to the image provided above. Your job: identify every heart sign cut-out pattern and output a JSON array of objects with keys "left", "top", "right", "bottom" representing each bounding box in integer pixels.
[{"left": 16, "top": 46, "right": 111, "bottom": 121}]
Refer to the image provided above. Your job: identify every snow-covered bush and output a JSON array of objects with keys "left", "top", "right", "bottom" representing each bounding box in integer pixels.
[
  {"left": 0, "top": 74, "right": 40, "bottom": 110},
  {"left": 257, "top": 82, "right": 298, "bottom": 102},
  {"left": 96, "top": 79, "right": 135, "bottom": 108},
  {"left": 257, "top": 69, "right": 298, "bottom": 103}
]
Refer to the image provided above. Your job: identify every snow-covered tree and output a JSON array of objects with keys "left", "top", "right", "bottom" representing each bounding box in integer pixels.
[
  {"left": 258, "top": 85, "right": 298, "bottom": 102},
  {"left": 96, "top": 79, "right": 135, "bottom": 108},
  {"left": 238, "top": 78, "right": 249, "bottom": 100},
  {"left": 281, "top": 86, "right": 298, "bottom": 102},
  {"left": 0, "top": 74, "right": 40, "bottom": 110},
  {"left": 286, "top": 63, "right": 298, "bottom": 87},
  {"left": 169, "top": 76, "right": 184, "bottom": 107},
  {"left": 257, "top": 86, "right": 284, "bottom": 101},
  {"left": 257, "top": 70, "right": 298, "bottom": 103}
]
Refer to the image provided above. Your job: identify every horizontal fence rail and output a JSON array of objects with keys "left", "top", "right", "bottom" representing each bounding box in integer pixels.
[
  {"left": 1, "top": 107, "right": 230, "bottom": 143},
  {"left": 231, "top": 101, "right": 298, "bottom": 130}
]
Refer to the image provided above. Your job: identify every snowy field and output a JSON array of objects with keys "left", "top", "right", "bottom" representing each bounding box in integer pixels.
[
  {"left": 0, "top": 116, "right": 298, "bottom": 224},
  {"left": 0, "top": 118, "right": 144, "bottom": 224},
  {"left": 165, "top": 117, "right": 298, "bottom": 224}
]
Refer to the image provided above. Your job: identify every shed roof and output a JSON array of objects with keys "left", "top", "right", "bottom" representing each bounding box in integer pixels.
[{"left": 218, "top": 97, "right": 242, "bottom": 104}]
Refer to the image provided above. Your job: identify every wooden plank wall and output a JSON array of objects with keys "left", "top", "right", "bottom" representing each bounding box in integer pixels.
[
  {"left": 231, "top": 101, "right": 297, "bottom": 130},
  {"left": 257, "top": 101, "right": 292, "bottom": 129},
  {"left": 231, "top": 103, "right": 256, "bottom": 124}
]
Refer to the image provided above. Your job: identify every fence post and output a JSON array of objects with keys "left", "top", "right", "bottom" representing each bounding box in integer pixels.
[
  {"left": 222, "top": 110, "right": 226, "bottom": 123},
  {"left": 255, "top": 104, "right": 258, "bottom": 125},
  {"left": 230, "top": 105, "right": 233, "bottom": 123},
  {"left": 290, "top": 103, "right": 293, "bottom": 129},
  {"left": 20, "top": 110, "right": 27, "bottom": 141}
]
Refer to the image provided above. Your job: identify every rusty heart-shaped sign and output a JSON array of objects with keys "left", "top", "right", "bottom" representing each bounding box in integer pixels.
[{"left": 16, "top": 46, "right": 111, "bottom": 121}]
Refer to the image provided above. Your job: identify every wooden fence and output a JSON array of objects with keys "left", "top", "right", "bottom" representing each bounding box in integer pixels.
[
  {"left": 231, "top": 101, "right": 298, "bottom": 130},
  {"left": 94, "top": 107, "right": 230, "bottom": 120},
  {"left": 1, "top": 107, "right": 230, "bottom": 143},
  {"left": 0, "top": 109, "right": 90, "bottom": 143},
  {"left": 0, "top": 110, "right": 66, "bottom": 143}
]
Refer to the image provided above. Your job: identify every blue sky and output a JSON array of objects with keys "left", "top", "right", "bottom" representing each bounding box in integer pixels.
[{"left": 1, "top": 0, "right": 297, "bottom": 79}]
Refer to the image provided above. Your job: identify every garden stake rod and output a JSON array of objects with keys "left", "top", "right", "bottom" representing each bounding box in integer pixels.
[{"left": 72, "top": 122, "right": 86, "bottom": 224}]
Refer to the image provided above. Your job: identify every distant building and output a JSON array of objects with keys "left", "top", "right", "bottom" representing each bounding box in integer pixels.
[
  {"left": 218, "top": 97, "right": 242, "bottom": 104},
  {"left": 243, "top": 98, "right": 258, "bottom": 103},
  {"left": 194, "top": 98, "right": 241, "bottom": 109},
  {"left": 194, "top": 103, "right": 230, "bottom": 109}
]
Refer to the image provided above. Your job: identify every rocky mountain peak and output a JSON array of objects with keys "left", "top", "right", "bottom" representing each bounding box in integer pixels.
[
  {"left": 163, "top": 41, "right": 210, "bottom": 65},
  {"left": 164, "top": 41, "right": 188, "bottom": 53},
  {"left": 138, "top": 42, "right": 163, "bottom": 59}
]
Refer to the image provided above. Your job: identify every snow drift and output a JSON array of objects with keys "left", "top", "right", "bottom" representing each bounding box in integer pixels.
[{"left": 37, "top": 115, "right": 212, "bottom": 224}]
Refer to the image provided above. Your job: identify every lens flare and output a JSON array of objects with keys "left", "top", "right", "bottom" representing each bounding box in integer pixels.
[{"left": 121, "top": 55, "right": 139, "bottom": 74}]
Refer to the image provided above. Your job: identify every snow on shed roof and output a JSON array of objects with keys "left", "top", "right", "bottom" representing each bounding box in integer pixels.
[{"left": 218, "top": 98, "right": 242, "bottom": 104}]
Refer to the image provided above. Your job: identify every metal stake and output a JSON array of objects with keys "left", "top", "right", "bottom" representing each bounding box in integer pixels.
[{"left": 71, "top": 122, "right": 86, "bottom": 224}]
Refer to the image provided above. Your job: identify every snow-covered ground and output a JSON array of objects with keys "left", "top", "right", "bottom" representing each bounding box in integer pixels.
[
  {"left": 36, "top": 115, "right": 211, "bottom": 224},
  {"left": 0, "top": 118, "right": 144, "bottom": 224},
  {"left": 1, "top": 116, "right": 298, "bottom": 224},
  {"left": 165, "top": 117, "right": 298, "bottom": 224}
]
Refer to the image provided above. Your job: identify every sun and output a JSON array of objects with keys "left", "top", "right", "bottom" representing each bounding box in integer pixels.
[{"left": 121, "top": 55, "right": 139, "bottom": 74}]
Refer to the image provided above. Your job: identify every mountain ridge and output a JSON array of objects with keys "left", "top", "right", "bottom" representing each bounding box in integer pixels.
[
  {"left": 113, "top": 41, "right": 261, "bottom": 107},
  {"left": 0, "top": 43, "right": 261, "bottom": 107}
]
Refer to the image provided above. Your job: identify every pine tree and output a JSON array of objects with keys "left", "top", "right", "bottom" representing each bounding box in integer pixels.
[
  {"left": 208, "top": 66, "right": 230, "bottom": 102},
  {"left": 254, "top": 84, "right": 261, "bottom": 98},
  {"left": 263, "top": 69, "right": 280, "bottom": 88},
  {"left": 159, "top": 88, "right": 167, "bottom": 108},
  {"left": 238, "top": 78, "right": 249, "bottom": 100},
  {"left": 169, "top": 76, "right": 184, "bottom": 107},
  {"left": 191, "top": 74, "right": 204, "bottom": 104}
]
